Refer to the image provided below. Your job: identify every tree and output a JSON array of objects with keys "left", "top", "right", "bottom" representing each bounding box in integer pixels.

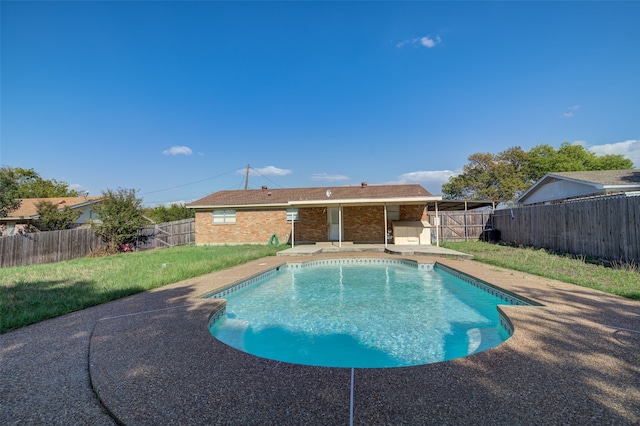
[
  {"left": 528, "top": 142, "right": 633, "bottom": 181},
  {"left": 442, "top": 147, "right": 531, "bottom": 202},
  {"left": 2, "top": 167, "right": 78, "bottom": 198},
  {"left": 31, "top": 200, "right": 82, "bottom": 231},
  {"left": 91, "top": 188, "right": 147, "bottom": 253},
  {"left": 0, "top": 167, "right": 22, "bottom": 218},
  {"left": 142, "top": 203, "right": 195, "bottom": 223},
  {"left": 442, "top": 143, "right": 634, "bottom": 204}
]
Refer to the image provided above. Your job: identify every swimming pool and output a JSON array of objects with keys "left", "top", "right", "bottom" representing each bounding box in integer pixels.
[{"left": 208, "top": 259, "right": 532, "bottom": 368}]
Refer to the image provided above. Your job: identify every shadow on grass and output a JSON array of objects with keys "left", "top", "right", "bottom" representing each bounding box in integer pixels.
[{"left": 0, "top": 278, "right": 145, "bottom": 333}]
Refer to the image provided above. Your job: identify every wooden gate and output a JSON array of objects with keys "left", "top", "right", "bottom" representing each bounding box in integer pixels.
[{"left": 427, "top": 210, "right": 493, "bottom": 242}]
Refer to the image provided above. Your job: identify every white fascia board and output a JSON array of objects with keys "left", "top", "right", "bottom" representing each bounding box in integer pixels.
[
  {"left": 288, "top": 196, "right": 441, "bottom": 206},
  {"left": 602, "top": 184, "right": 640, "bottom": 190},
  {"left": 69, "top": 199, "right": 102, "bottom": 209}
]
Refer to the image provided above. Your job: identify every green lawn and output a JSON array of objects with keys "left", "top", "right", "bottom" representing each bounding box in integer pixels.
[
  {"left": 442, "top": 241, "right": 640, "bottom": 300},
  {"left": 0, "top": 244, "right": 286, "bottom": 334}
]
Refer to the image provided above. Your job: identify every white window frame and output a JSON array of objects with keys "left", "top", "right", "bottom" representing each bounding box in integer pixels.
[
  {"left": 212, "top": 209, "right": 236, "bottom": 224},
  {"left": 286, "top": 208, "right": 299, "bottom": 223},
  {"left": 387, "top": 205, "right": 400, "bottom": 221}
]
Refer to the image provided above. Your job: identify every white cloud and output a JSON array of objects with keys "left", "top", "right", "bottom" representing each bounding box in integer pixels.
[
  {"left": 236, "top": 165, "right": 292, "bottom": 177},
  {"left": 562, "top": 105, "right": 581, "bottom": 118},
  {"left": 162, "top": 146, "right": 193, "bottom": 156},
  {"left": 587, "top": 139, "right": 640, "bottom": 168},
  {"left": 311, "top": 173, "right": 349, "bottom": 182},
  {"left": 419, "top": 36, "right": 441, "bottom": 48},
  {"left": 388, "top": 169, "right": 460, "bottom": 195},
  {"left": 396, "top": 35, "right": 441, "bottom": 48}
]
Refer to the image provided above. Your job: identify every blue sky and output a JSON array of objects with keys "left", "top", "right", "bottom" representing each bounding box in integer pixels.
[{"left": 2, "top": 1, "right": 639, "bottom": 206}]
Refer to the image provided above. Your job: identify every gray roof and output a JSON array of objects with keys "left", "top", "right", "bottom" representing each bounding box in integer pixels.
[{"left": 548, "top": 169, "right": 640, "bottom": 186}]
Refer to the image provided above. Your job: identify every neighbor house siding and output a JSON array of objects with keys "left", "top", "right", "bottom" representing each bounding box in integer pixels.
[{"left": 195, "top": 209, "right": 292, "bottom": 245}]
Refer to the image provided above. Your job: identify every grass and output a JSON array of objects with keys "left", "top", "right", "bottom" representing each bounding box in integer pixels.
[
  {"left": 0, "top": 244, "right": 286, "bottom": 334},
  {"left": 442, "top": 241, "right": 640, "bottom": 300}
]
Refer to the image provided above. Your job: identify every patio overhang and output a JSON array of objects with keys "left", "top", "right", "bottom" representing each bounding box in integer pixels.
[{"left": 425, "top": 200, "right": 495, "bottom": 211}]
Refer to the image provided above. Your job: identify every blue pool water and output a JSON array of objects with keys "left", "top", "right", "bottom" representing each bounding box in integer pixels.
[{"left": 209, "top": 260, "right": 524, "bottom": 368}]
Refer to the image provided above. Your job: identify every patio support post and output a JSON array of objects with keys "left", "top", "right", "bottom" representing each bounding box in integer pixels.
[
  {"left": 435, "top": 201, "right": 440, "bottom": 247},
  {"left": 464, "top": 201, "right": 468, "bottom": 242},
  {"left": 291, "top": 211, "right": 295, "bottom": 248},
  {"left": 339, "top": 205, "right": 343, "bottom": 248},
  {"left": 384, "top": 204, "right": 388, "bottom": 249}
]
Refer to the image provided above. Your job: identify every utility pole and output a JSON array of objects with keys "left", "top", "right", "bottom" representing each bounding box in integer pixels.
[{"left": 244, "top": 164, "right": 250, "bottom": 190}]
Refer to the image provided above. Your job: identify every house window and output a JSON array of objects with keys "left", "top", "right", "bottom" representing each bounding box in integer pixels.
[
  {"left": 286, "top": 208, "right": 299, "bottom": 222},
  {"left": 213, "top": 209, "right": 236, "bottom": 224},
  {"left": 387, "top": 205, "right": 400, "bottom": 221}
]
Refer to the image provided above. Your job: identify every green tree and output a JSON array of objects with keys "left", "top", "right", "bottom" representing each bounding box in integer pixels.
[
  {"left": 0, "top": 167, "right": 22, "bottom": 217},
  {"left": 91, "top": 188, "right": 146, "bottom": 253},
  {"left": 2, "top": 167, "right": 78, "bottom": 198},
  {"left": 528, "top": 142, "right": 633, "bottom": 181},
  {"left": 31, "top": 200, "right": 82, "bottom": 231},
  {"left": 443, "top": 143, "right": 634, "bottom": 203},
  {"left": 442, "top": 147, "right": 531, "bottom": 202},
  {"left": 143, "top": 203, "right": 195, "bottom": 223}
]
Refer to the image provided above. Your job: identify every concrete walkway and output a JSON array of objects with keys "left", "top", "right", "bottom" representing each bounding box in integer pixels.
[
  {"left": 2, "top": 253, "right": 639, "bottom": 425},
  {"left": 278, "top": 243, "right": 473, "bottom": 259}
]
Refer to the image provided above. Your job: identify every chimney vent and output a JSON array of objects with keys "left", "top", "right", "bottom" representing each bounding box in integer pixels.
[
  {"left": 262, "top": 185, "right": 268, "bottom": 190},
  {"left": 361, "top": 182, "right": 368, "bottom": 188}
]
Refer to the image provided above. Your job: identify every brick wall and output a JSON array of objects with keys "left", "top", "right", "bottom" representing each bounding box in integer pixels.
[
  {"left": 294, "top": 207, "right": 327, "bottom": 243},
  {"left": 194, "top": 204, "right": 428, "bottom": 245},
  {"left": 401, "top": 205, "right": 427, "bottom": 221},
  {"left": 344, "top": 206, "right": 385, "bottom": 243},
  {"left": 195, "top": 209, "right": 292, "bottom": 245}
]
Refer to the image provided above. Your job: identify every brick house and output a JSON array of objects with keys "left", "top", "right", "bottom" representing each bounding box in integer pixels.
[{"left": 187, "top": 183, "right": 442, "bottom": 246}]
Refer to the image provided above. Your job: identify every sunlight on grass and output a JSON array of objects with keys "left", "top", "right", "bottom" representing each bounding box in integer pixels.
[{"left": 442, "top": 241, "right": 640, "bottom": 300}]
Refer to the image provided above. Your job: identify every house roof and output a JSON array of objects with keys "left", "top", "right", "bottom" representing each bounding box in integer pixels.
[
  {"left": 188, "top": 184, "right": 440, "bottom": 208},
  {"left": 516, "top": 169, "right": 640, "bottom": 204},
  {"left": 547, "top": 169, "right": 640, "bottom": 186},
  {"left": 1, "top": 197, "right": 102, "bottom": 220}
]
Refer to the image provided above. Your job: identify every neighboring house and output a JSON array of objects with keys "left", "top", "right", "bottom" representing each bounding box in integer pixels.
[
  {"left": 187, "top": 183, "right": 444, "bottom": 246},
  {"left": 0, "top": 196, "right": 102, "bottom": 236},
  {"left": 516, "top": 169, "right": 640, "bottom": 205}
]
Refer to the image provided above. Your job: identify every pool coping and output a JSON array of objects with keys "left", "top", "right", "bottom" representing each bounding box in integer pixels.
[{"left": 3, "top": 252, "right": 640, "bottom": 425}]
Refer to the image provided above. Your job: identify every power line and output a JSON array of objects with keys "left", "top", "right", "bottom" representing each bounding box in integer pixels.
[
  {"left": 140, "top": 168, "right": 240, "bottom": 196},
  {"left": 249, "top": 166, "right": 286, "bottom": 189}
]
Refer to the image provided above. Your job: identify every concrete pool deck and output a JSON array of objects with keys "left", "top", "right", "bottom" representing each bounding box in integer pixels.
[{"left": 2, "top": 252, "right": 639, "bottom": 425}]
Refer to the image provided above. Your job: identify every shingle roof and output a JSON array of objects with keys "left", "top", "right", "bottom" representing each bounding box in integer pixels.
[
  {"left": 188, "top": 184, "right": 434, "bottom": 208},
  {"left": 5, "top": 197, "right": 102, "bottom": 219},
  {"left": 549, "top": 169, "right": 640, "bottom": 186}
]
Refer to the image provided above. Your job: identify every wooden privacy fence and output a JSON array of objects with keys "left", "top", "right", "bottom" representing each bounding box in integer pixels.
[
  {"left": 0, "top": 219, "right": 196, "bottom": 268},
  {"left": 0, "top": 228, "right": 103, "bottom": 268},
  {"left": 136, "top": 219, "right": 195, "bottom": 251},
  {"left": 492, "top": 194, "right": 640, "bottom": 263},
  {"left": 426, "top": 210, "right": 494, "bottom": 242}
]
